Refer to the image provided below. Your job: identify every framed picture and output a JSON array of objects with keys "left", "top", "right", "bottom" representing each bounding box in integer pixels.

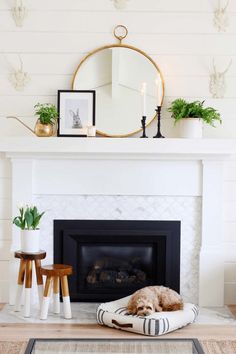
[{"left": 57, "top": 90, "right": 96, "bottom": 137}]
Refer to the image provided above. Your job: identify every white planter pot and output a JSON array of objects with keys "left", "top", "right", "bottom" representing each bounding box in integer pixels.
[
  {"left": 20, "top": 229, "right": 40, "bottom": 253},
  {"left": 178, "top": 118, "right": 203, "bottom": 138}
]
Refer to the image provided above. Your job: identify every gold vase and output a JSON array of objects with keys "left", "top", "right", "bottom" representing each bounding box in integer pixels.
[{"left": 34, "top": 120, "right": 54, "bottom": 137}]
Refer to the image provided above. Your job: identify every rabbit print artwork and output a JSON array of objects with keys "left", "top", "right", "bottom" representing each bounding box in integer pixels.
[{"left": 70, "top": 109, "right": 83, "bottom": 129}]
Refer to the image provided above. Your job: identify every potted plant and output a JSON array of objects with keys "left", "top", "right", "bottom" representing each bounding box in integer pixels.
[
  {"left": 13, "top": 205, "right": 45, "bottom": 253},
  {"left": 34, "top": 103, "right": 58, "bottom": 137},
  {"left": 168, "top": 99, "right": 222, "bottom": 138}
]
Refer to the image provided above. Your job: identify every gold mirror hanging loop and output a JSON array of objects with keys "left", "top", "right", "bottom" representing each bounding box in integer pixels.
[{"left": 113, "top": 24, "right": 128, "bottom": 44}]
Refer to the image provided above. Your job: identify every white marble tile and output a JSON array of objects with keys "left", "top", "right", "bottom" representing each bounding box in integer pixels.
[{"left": 35, "top": 195, "right": 202, "bottom": 304}]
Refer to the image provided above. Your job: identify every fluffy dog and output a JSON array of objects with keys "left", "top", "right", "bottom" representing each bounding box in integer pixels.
[{"left": 127, "top": 286, "right": 183, "bottom": 317}]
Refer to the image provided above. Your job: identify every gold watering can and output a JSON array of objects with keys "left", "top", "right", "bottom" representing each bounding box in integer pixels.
[{"left": 7, "top": 116, "right": 54, "bottom": 137}]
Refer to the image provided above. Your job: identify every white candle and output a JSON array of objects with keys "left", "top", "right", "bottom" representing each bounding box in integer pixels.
[
  {"left": 155, "top": 74, "right": 162, "bottom": 107},
  {"left": 141, "top": 82, "right": 147, "bottom": 116},
  {"left": 87, "top": 125, "right": 96, "bottom": 137}
]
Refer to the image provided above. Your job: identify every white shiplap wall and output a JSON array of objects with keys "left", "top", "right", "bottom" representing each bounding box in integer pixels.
[
  {"left": 0, "top": 156, "right": 11, "bottom": 302},
  {"left": 0, "top": 0, "right": 236, "bottom": 303}
]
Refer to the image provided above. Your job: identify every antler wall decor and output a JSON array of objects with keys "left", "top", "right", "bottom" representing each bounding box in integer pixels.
[
  {"left": 11, "top": 0, "right": 27, "bottom": 27},
  {"left": 9, "top": 55, "right": 30, "bottom": 91},
  {"left": 111, "top": 0, "right": 130, "bottom": 10},
  {"left": 209, "top": 58, "right": 232, "bottom": 98},
  {"left": 213, "top": 0, "right": 230, "bottom": 32}
]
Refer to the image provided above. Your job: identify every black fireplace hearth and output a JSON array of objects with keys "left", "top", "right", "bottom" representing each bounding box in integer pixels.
[{"left": 54, "top": 220, "right": 180, "bottom": 302}]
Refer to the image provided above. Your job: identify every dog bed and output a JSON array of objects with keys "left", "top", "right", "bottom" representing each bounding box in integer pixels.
[{"left": 97, "top": 295, "right": 198, "bottom": 336}]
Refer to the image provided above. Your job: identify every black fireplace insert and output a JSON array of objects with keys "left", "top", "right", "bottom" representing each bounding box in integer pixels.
[{"left": 54, "top": 220, "right": 180, "bottom": 302}]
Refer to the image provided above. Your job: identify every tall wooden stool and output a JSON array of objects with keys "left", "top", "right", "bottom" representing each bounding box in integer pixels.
[
  {"left": 14, "top": 250, "right": 46, "bottom": 318},
  {"left": 40, "top": 264, "right": 73, "bottom": 320}
]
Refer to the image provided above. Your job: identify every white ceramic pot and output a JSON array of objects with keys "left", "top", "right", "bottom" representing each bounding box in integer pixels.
[
  {"left": 21, "top": 229, "right": 40, "bottom": 253},
  {"left": 178, "top": 118, "right": 203, "bottom": 138}
]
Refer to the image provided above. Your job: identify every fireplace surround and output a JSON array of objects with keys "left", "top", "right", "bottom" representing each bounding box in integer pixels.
[
  {"left": 6, "top": 138, "right": 227, "bottom": 306},
  {"left": 54, "top": 220, "right": 180, "bottom": 302}
]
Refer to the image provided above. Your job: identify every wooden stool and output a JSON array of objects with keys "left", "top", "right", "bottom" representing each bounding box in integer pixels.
[
  {"left": 40, "top": 264, "right": 73, "bottom": 320},
  {"left": 14, "top": 250, "right": 46, "bottom": 318}
]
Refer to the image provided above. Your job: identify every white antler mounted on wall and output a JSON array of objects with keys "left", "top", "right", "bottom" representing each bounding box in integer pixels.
[
  {"left": 11, "top": 0, "right": 27, "bottom": 27},
  {"left": 9, "top": 55, "right": 30, "bottom": 91},
  {"left": 213, "top": 0, "right": 230, "bottom": 32},
  {"left": 209, "top": 58, "right": 232, "bottom": 98},
  {"left": 111, "top": 0, "right": 130, "bottom": 10}
]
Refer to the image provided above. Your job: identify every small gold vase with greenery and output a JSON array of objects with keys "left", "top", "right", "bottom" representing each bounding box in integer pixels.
[{"left": 34, "top": 103, "right": 58, "bottom": 137}]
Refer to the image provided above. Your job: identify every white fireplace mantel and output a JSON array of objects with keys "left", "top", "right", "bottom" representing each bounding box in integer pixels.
[
  {"left": 1, "top": 137, "right": 236, "bottom": 159},
  {"left": 4, "top": 137, "right": 233, "bottom": 307}
]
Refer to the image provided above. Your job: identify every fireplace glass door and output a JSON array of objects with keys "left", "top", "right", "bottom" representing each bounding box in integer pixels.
[{"left": 81, "top": 244, "right": 155, "bottom": 290}]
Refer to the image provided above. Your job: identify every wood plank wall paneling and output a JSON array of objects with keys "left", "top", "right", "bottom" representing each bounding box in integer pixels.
[
  {"left": 0, "top": 158, "right": 11, "bottom": 302},
  {"left": 0, "top": 2, "right": 235, "bottom": 138},
  {"left": 0, "top": 0, "right": 236, "bottom": 303},
  {"left": 224, "top": 159, "right": 236, "bottom": 303}
]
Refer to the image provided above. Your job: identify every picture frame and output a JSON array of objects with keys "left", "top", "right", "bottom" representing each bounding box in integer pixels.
[{"left": 57, "top": 90, "right": 96, "bottom": 137}]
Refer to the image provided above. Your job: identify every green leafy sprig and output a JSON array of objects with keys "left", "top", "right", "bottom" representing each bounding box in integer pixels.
[
  {"left": 13, "top": 205, "right": 45, "bottom": 230},
  {"left": 34, "top": 103, "right": 58, "bottom": 125},
  {"left": 168, "top": 98, "right": 222, "bottom": 127}
]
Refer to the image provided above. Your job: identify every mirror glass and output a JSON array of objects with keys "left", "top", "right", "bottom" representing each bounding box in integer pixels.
[{"left": 72, "top": 46, "right": 164, "bottom": 137}]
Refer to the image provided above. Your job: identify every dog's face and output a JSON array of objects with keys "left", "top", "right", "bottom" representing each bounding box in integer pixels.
[{"left": 136, "top": 299, "right": 155, "bottom": 317}]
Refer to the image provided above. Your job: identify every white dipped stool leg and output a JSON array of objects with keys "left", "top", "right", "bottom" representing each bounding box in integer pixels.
[
  {"left": 14, "top": 285, "right": 23, "bottom": 312},
  {"left": 34, "top": 260, "right": 44, "bottom": 307},
  {"left": 24, "top": 288, "right": 31, "bottom": 318},
  {"left": 24, "top": 260, "right": 32, "bottom": 318},
  {"left": 40, "top": 276, "right": 52, "bottom": 320},
  {"left": 37, "top": 284, "right": 44, "bottom": 306},
  {"left": 53, "top": 276, "right": 60, "bottom": 314},
  {"left": 53, "top": 293, "right": 60, "bottom": 314},
  {"left": 61, "top": 276, "right": 72, "bottom": 319},
  {"left": 14, "top": 260, "right": 26, "bottom": 312},
  {"left": 62, "top": 296, "right": 72, "bottom": 319}
]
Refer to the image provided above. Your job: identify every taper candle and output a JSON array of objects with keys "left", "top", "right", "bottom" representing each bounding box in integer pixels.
[
  {"left": 155, "top": 74, "right": 162, "bottom": 107},
  {"left": 141, "top": 82, "right": 147, "bottom": 116}
]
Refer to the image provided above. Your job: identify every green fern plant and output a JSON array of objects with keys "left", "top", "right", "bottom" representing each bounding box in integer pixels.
[{"left": 168, "top": 99, "right": 222, "bottom": 127}]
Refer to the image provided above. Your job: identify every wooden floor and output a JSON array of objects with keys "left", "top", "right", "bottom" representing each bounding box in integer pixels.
[
  {"left": 1, "top": 323, "right": 236, "bottom": 342},
  {"left": 0, "top": 304, "right": 236, "bottom": 342}
]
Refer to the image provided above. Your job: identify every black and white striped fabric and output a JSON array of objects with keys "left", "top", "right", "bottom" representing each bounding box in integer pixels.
[{"left": 97, "top": 295, "right": 198, "bottom": 336}]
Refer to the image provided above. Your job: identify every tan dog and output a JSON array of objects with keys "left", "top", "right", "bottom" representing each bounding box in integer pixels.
[{"left": 127, "top": 286, "right": 183, "bottom": 317}]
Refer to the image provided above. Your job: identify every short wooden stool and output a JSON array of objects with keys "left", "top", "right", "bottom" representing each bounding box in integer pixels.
[
  {"left": 14, "top": 250, "right": 46, "bottom": 318},
  {"left": 40, "top": 264, "right": 73, "bottom": 320}
]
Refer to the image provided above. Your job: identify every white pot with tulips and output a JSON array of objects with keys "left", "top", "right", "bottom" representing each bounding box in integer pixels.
[{"left": 13, "top": 205, "right": 45, "bottom": 253}]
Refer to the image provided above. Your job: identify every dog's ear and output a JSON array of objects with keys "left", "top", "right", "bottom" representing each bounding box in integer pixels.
[{"left": 127, "top": 299, "right": 137, "bottom": 315}]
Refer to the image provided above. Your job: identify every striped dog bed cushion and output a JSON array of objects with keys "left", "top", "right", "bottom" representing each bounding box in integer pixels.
[{"left": 97, "top": 295, "right": 198, "bottom": 336}]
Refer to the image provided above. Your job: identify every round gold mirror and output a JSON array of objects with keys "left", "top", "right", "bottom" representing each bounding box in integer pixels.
[{"left": 72, "top": 26, "right": 164, "bottom": 137}]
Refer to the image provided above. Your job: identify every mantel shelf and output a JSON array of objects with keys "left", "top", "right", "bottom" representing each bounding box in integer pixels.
[{"left": 1, "top": 137, "right": 235, "bottom": 159}]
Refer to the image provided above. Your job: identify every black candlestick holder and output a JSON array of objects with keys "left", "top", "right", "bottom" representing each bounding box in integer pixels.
[
  {"left": 153, "top": 106, "right": 165, "bottom": 138},
  {"left": 140, "top": 116, "right": 148, "bottom": 138}
]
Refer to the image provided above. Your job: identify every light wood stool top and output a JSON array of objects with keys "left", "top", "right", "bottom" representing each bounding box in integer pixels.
[
  {"left": 40, "top": 264, "right": 72, "bottom": 277},
  {"left": 14, "top": 250, "right": 46, "bottom": 261}
]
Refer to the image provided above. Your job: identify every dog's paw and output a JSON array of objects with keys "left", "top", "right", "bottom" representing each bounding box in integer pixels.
[{"left": 155, "top": 305, "right": 163, "bottom": 312}]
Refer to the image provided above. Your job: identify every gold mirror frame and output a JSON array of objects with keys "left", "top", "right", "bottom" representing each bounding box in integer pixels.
[{"left": 72, "top": 26, "right": 165, "bottom": 138}]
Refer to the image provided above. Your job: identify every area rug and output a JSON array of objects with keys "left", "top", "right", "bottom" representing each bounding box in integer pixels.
[
  {"left": 201, "top": 340, "right": 236, "bottom": 354},
  {"left": 1, "top": 340, "right": 236, "bottom": 354},
  {"left": 0, "top": 341, "right": 27, "bottom": 354}
]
